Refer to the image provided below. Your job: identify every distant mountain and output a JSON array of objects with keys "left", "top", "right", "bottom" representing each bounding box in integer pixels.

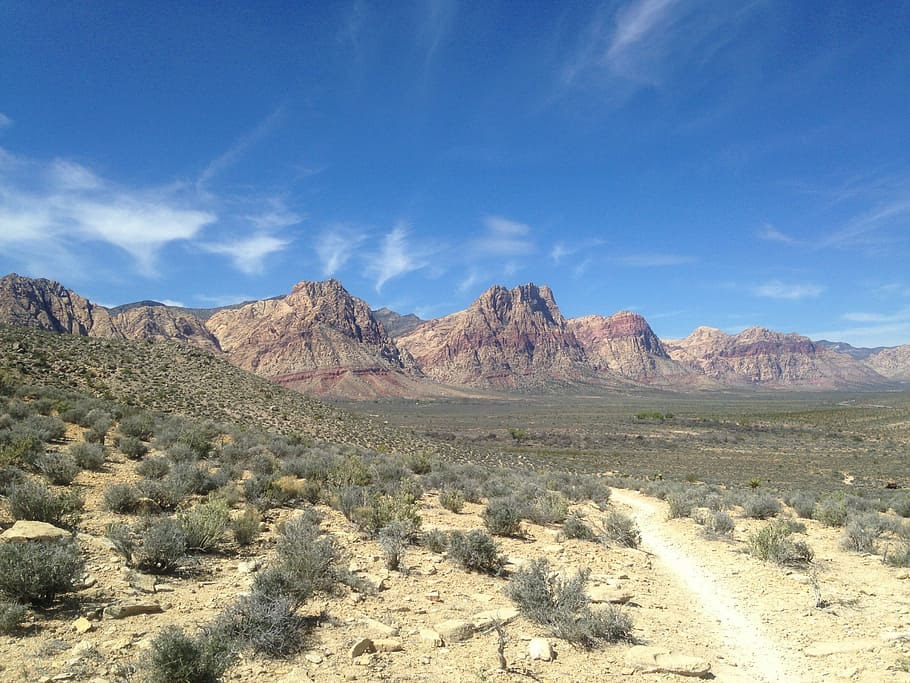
[
  {"left": 814, "top": 340, "right": 886, "bottom": 360},
  {"left": 372, "top": 307, "right": 424, "bottom": 338},
  {"left": 397, "top": 283, "right": 593, "bottom": 389},
  {"left": 112, "top": 304, "right": 222, "bottom": 353},
  {"left": 664, "top": 326, "right": 889, "bottom": 388},
  {"left": 864, "top": 345, "right": 910, "bottom": 381}
]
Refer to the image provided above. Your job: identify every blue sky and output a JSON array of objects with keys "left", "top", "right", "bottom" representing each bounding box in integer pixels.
[{"left": 1, "top": 1, "right": 909, "bottom": 347}]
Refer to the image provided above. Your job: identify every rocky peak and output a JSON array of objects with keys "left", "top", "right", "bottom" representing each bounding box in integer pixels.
[{"left": 372, "top": 307, "right": 424, "bottom": 338}]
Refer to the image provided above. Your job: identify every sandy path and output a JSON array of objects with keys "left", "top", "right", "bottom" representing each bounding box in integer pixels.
[{"left": 610, "top": 488, "right": 806, "bottom": 682}]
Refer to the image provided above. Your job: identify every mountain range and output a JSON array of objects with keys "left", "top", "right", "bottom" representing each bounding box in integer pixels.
[{"left": 1, "top": 272, "right": 907, "bottom": 398}]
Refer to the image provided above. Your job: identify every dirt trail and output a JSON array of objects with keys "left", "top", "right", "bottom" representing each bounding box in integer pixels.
[{"left": 610, "top": 488, "right": 806, "bottom": 682}]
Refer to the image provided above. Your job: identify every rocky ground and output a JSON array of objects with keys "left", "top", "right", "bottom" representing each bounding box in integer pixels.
[{"left": 4, "top": 454, "right": 910, "bottom": 683}]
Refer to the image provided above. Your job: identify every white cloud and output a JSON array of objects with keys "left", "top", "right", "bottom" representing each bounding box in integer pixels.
[
  {"left": 614, "top": 253, "right": 694, "bottom": 267},
  {"left": 369, "top": 223, "right": 430, "bottom": 291},
  {"left": 316, "top": 226, "right": 367, "bottom": 277},
  {"left": 457, "top": 269, "right": 484, "bottom": 294},
  {"left": 202, "top": 233, "right": 291, "bottom": 275},
  {"left": 471, "top": 216, "right": 535, "bottom": 257},
  {"left": 752, "top": 281, "right": 824, "bottom": 300},
  {"left": 758, "top": 225, "right": 798, "bottom": 245},
  {"left": 550, "top": 242, "right": 572, "bottom": 264},
  {"left": 0, "top": 113, "right": 11, "bottom": 129},
  {"left": 160, "top": 299, "right": 185, "bottom": 307},
  {"left": 842, "top": 305, "right": 910, "bottom": 324},
  {"left": 809, "top": 321, "right": 910, "bottom": 348},
  {"left": 607, "top": 0, "right": 681, "bottom": 75},
  {"left": 244, "top": 198, "right": 303, "bottom": 231},
  {"left": 197, "top": 107, "right": 284, "bottom": 190}
]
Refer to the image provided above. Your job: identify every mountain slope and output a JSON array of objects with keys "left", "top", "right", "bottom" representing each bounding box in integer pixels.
[
  {"left": 865, "top": 345, "right": 910, "bottom": 381},
  {"left": 397, "top": 283, "right": 594, "bottom": 389},
  {"left": 112, "top": 303, "right": 222, "bottom": 353},
  {"left": 373, "top": 307, "right": 424, "bottom": 338}
]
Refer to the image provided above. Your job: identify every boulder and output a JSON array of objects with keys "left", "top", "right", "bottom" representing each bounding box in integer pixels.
[
  {"left": 528, "top": 638, "right": 554, "bottom": 661},
  {"left": 434, "top": 619, "right": 474, "bottom": 643},
  {"left": 0, "top": 520, "right": 71, "bottom": 544},
  {"left": 103, "top": 600, "right": 164, "bottom": 619},
  {"left": 625, "top": 646, "right": 711, "bottom": 678}
]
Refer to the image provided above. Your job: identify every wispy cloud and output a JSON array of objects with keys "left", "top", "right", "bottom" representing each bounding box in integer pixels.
[
  {"left": 822, "top": 194, "right": 910, "bottom": 250},
  {"left": 0, "top": 147, "right": 215, "bottom": 276},
  {"left": 471, "top": 216, "right": 535, "bottom": 258},
  {"left": 613, "top": 252, "right": 694, "bottom": 267},
  {"left": 197, "top": 107, "right": 285, "bottom": 191},
  {"left": 842, "top": 305, "right": 910, "bottom": 324},
  {"left": 607, "top": 0, "right": 681, "bottom": 80},
  {"left": 202, "top": 233, "right": 291, "bottom": 275},
  {"left": 0, "top": 113, "right": 13, "bottom": 129},
  {"left": 752, "top": 280, "right": 824, "bottom": 300},
  {"left": 416, "top": 0, "right": 457, "bottom": 69},
  {"left": 244, "top": 198, "right": 303, "bottom": 231},
  {"left": 758, "top": 224, "right": 799, "bottom": 245},
  {"left": 316, "top": 226, "right": 367, "bottom": 277},
  {"left": 369, "top": 223, "right": 431, "bottom": 291},
  {"left": 159, "top": 298, "right": 186, "bottom": 308},
  {"left": 457, "top": 269, "right": 484, "bottom": 294}
]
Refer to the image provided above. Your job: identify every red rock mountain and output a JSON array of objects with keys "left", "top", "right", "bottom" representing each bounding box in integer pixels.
[
  {"left": 111, "top": 304, "right": 222, "bottom": 354},
  {"left": 397, "top": 284, "right": 593, "bottom": 389},
  {"left": 865, "top": 346, "right": 910, "bottom": 381},
  {"left": 664, "top": 326, "right": 888, "bottom": 388},
  {"left": 568, "top": 312, "right": 697, "bottom": 384}
]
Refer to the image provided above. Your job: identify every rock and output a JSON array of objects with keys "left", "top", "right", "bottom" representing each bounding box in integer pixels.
[
  {"left": 471, "top": 607, "right": 520, "bottom": 630},
  {"left": 237, "top": 560, "right": 261, "bottom": 574},
  {"left": 425, "top": 590, "right": 442, "bottom": 602},
  {"left": 528, "top": 638, "right": 554, "bottom": 661},
  {"left": 349, "top": 638, "right": 375, "bottom": 658},
  {"left": 128, "top": 573, "right": 157, "bottom": 593},
  {"left": 434, "top": 619, "right": 474, "bottom": 643},
  {"left": 73, "top": 617, "right": 94, "bottom": 634},
  {"left": 0, "top": 520, "right": 72, "bottom": 544},
  {"left": 881, "top": 630, "right": 910, "bottom": 641},
  {"left": 279, "top": 669, "right": 316, "bottom": 683},
  {"left": 419, "top": 628, "right": 444, "bottom": 647},
  {"left": 373, "top": 638, "right": 403, "bottom": 653},
  {"left": 357, "top": 573, "right": 388, "bottom": 592},
  {"left": 304, "top": 652, "right": 324, "bottom": 664},
  {"left": 587, "top": 585, "right": 633, "bottom": 604},
  {"left": 625, "top": 646, "right": 712, "bottom": 678},
  {"left": 361, "top": 617, "right": 398, "bottom": 638},
  {"left": 804, "top": 640, "right": 880, "bottom": 657},
  {"left": 103, "top": 600, "right": 164, "bottom": 619},
  {"left": 133, "top": 498, "right": 162, "bottom": 516}
]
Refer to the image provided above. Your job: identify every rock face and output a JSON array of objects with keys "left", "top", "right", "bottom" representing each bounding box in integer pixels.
[
  {"left": 665, "top": 326, "right": 888, "bottom": 388},
  {"left": 372, "top": 307, "right": 424, "bottom": 338},
  {"left": 111, "top": 304, "right": 221, "bottom": 353},
  {"left": 568, "top": 312, "right": 691, "bottom": 384},
  {"left": 205, "top": 279, "right": 422, "bottom": 398},
  {"left": 397, "top": 284, "right": 591, "bottom": 389},
  {"left": 0, "top": 273, "right": 121, "bottom": 338},
  {"left": 864, "top": 345, "right": 910, "bottom": 381}
]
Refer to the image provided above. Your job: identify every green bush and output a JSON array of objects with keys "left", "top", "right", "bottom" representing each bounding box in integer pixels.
[
  {"left": 143, "top": 625, "right": 234, "bottom": 683},
  {"left": 601, "top": 510, "right": 641, "bottom": 548},
  {"left": 742, "top": 493, "right": 781, "bottom": 520},
  {"left": 562, "top": 512, "right": 597, "bottom": 541},
  {"left": 7, "top": 477, "right": 83, "bottom": 528},
  {"left": 892, "top": 495, "right": 910, "bottom": 519},
  {"left": 526, "top": 490, "right": 569, "bottom": 526},
  {"left": 814, "top": 495, "right": 848, "bottom": 527},
  {"left": 747, "top": 520, "right": 813, "bottom": 565},
  {"left": 439, "top": 489, "right": 465, "bottom": 514},
  {"left": 269, "top": 514, "right": 338, "bottom": 604},
  {"left": 0, "top": 540, "right": 84, "bottom": 606},
  {"left": 36, "top": 451, "right": 80, "bottom": 485},
  {"left": 213, "top": 591, "right": 306, "bottom": 658},
  {"left": 118, "top": 435, "right": 149, "bottom": 460},
  {"left": 694, "top": 509, "right": 735, "bottom": 536},
  {"left": 180, "top": 500, "right": 229, "bottom": 552},
  {"left": 70, "top": 442, "right": 105, "bottom": 471},
  {"left": 136, "top": 517, "right": 187, "bottom": 574},
  {"left": 447, "top": 529, "right": 503, "bottom": 575},
  {"left": 506, "top": 558, "right": 632, "bottom": 648},
  {"left": 419, "top": 528, "right": 450, "bottom": 554},
  {"left": 0, "top": 599, "right": 27, "bottom": 634},
  {"left": 137, "top": 455, "right": 171, "bottom": 479},
  {"left": 103, "top": 483, "right": 140, "bottom": 513},
  {"left": 785, "top": 492, "right": 817, "bottom": 519},
  {"left": 231, "top": 507, "right": 261, "bottom": 546},
  {"left": 841, "top": 513, "right": 888, "bottom": 553},
  {"left": 378, "top": 520, "right": 413, "bottom": 571},
  {"left": 483, "top": 496, "right": 522, "bottom": 536},
  {"left": 120, "top": 412, "right": 155, "bottom": 441},
  {"left": 884, "top": 543, "right": 910, "bottom": 567}
]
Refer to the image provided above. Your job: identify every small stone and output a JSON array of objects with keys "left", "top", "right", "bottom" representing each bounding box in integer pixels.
[
  {"left": 362, "top": 617, "right": 398, "bottom": 637},
  {"left": 304, "top": 652, "right": 324, "bottom": 664},
  {"left": 356, "top": 573, "right": 388, "bottom": 592},
  {"left": 804, "top": 640, "right": 880, "bottom": 657},
  {"left": 425, "top": 590, "right": 441, "bottom": 602},
  {"left": 528, "top": 638, "right": 554, "bottom": 661},
  {"left": 103, "top": 600, "right": 164, "bottom": 619},
  {"left": 74, "top": 617, "right": 94, "bottom": 634},
  {"left": 129, "top": 573, "right": 157, "bottom": 593},
  {"left": 349, "top": 638, "right": 375, "bottom": 658},
  {"left": 0, "top": 520, "right": 71, "bottom": 544},
  {"left": 471, "top": 607, "right": 520, "bottom": 630},
  {"left": 237, "top": 560, "right": 261, "bottom": 574},
  {"left": 419, "top": 628, "right": 444, "bottom": 647},
  {"left": 625, "top": 646, "right": 711, "bottom": 678},
  {"left": 373, "top": 638, "right": 403, "bottom": 653},
  {"left": 434, "top": 619, "right": 474, "bottom": 643}
]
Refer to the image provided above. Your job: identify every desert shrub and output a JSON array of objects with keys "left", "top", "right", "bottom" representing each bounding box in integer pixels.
[
  {"left": 601, "top": 510, "right": 641, "bottom": 548},
  {"left": 19, "top": 414, "right": 67, "bottom": 443},
  {"left": 346, "top": 484, "right": 421, "bottom": 537},
  {"left": 447, "top": 529, "right": 503, "bottom": 575},
  {"left": 785, "top": 492, "right": 817, "bottom": 519},
  {"left": 562, "top": 512, "right": 597, "bottom": 541},
  {"left": 136, "top": 478, "right": 185, "bottom": 511},
  {"left": 120, "top": 412, "right": 155, "bottom": 441},
  {"left": 104, "top": 483, "right": 140, "bottom": 513},
  {"left": 526, "top": 490, "right": 569, "bottom": 526},
  {"left": 180, "top": 500, "right": 229, "bottom": 552},
  {"left": 7, "top": 477, "right": 83, "bottom": 528},
  {"left": 841, "top": 513, "right": 888, "bottom": 553},
  {"left": 892, "top": 495, "right": 910, "bottom": 519},
  {"left": 747, "top": 520, "right": 813, "bottom": 565},
  {"left": 270, "top": 514, "right": 338, "bottom": 603},
  {"left": 0, "top": 540, "right": 84, "bottom": 606},
  {"left": 231, "top": 507, "right": 261, "bottom": 546},
  {"left": 0, "top": 600, "right": 27, "bottom": 634},
  {"left": 168, "top": 461, "right": 217, "bottom": 496},
  {"left": 506, "top": 558, "right": 633, "bottom": 648},
  {"left": 420, "top": 528, "right": 450, "bottom": 553},
  {"left": 36, "top": 451, "right": 80, "bottom": 485},
  {"left": 214, "top": 591, "right": 306, "bottom": 658},
  {"left": 884, "top": 543, "right": 910, "bottom": 568},
  {"left": 70, "top": 442, "right": 105, "bottom": 471},
  {"left": 143, "top": 625, "right": 234, "bottom": 683},
  {"left": 742, "top": 493, "right": 782, "bottom": 520},
  {"left": 137, "top": 455, "right": 171, "bottom": 479},
  {"left": 694, "top": 509, "right": 735, "bottom": 536},
  {"left": 483, "top": 496, "right": 523, "bottom": 536},
  {"left": 118, "top": 435, "right": 148, "bottom": 460},
  {"left": 405, "top": 452, "right": 432, "bottom": 475},
  {"left": 814, "top": 494, "right": 848, "bottom": 527},
  {"left": 666, "top": 489, "right": 703, "bottom": 519},
  {"left": 84, "top": 411, "right": 113, "bottom": 444},
  {"left": 135, "top": 517, "right": 187, "bottom": 574},
  {"left": 378, "top": 520, "right": 413, "bottom": 571},
  {"left": 439, "top": 489, "right": 465, "bottom": 514}
]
